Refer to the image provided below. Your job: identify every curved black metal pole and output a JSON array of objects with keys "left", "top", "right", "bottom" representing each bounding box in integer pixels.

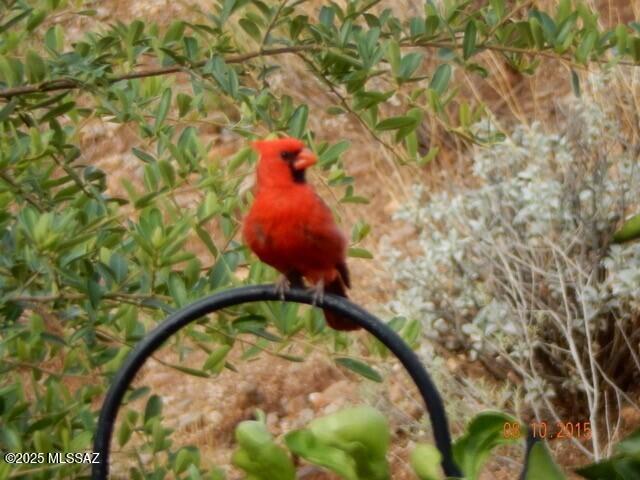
[{"left": 92, "top": 284, "right": 463, "bottom": 479}]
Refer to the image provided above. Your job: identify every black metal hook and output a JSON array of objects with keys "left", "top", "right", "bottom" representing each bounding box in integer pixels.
[{"left": 91, "top": 284, "right": 464, "bottom": 479}]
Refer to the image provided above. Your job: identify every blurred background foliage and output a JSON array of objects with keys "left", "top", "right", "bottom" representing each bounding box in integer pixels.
[{"left": 1, "top": 0, "right": 640, "bottom": 478}]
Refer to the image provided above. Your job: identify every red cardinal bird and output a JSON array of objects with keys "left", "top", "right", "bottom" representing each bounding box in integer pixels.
[{"left": 242, "top": 137, "right": 359, "bottom": 331}]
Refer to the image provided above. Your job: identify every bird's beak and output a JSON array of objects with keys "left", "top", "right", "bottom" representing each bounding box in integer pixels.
[{"left": 293, "top": 148, "right": 317, "bottom": 170}]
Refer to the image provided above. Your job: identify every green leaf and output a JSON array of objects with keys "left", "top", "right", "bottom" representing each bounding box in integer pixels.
[
  {"left": 144, "top": 394, "right": 163, "bottom": 424},
  {"left": 529, "top": 17, "right": 545, "bottom": 49},
  {"left": 118, "top": 418, "right": 133, "bottom": 447},
  {"left": 453, "top": 411, "right": 522, "bottom": 480},
  {"left": 419, "top": 146, "right": 440, "bottom": 166},
  {"left": 429, "top": 64, "right": 452, "bottom": 95},
  {"left": 109, "top": 253, "right": 128, "bottom": 283},
  {"left": 576, "top": 30, "right": 598, "bottom": 64},
  {"left": 613, "top": 213, "right": 640, "bottom": 243},
  {"left": 285, "top": 429, "right": 358, "bottom": 480},
  {"left": 576, "top": 428, "right": 640, "bottom": 479},
  {"left": 490, "top": 0, "right": 505, "bottom": 20},
  {"left": 570, "top": 69, "right": 581, "bottom": 97},
  {"left": 233, "top": 421, "right": 296, "bottom": 480},
  {"left": 44, "top": 25, "right": 64, "bottom": 52},
  {"left": 319, "top": 140, "right": 350, "bottom": 167},
  {"left": 228, "top": 146, "right": 253, "bottom": 172},
  {"left": 615, "top": 428, "right": 640, "bottom": 457},
  {"left": 176, "top": 93, "right": 192, "bottom": 117},
  {"left": 154, "top": 88, "right": 172, "bottom": 132},
  {"left": 26, "top": 10, "right": 46, "bottom": 31},
  {"left": 409, "top": 16, "right": 426, "bottom": 37},
  {"left": 307, "top": 406, "right": 390, "bottom": 478},
  {"left": 529, "top": 10, "right": 556, "bottom": 44},
  {"left": 25, "top": 50, "right": 47, "bottom": 83},
  {"left": 168, "top": 272, "right": 188, "bottom": 307},
  {"left": 205, "top": 55, "right": 239, "bottom": 98},
  {"left": 411, "top": 443, "right": 443, "bottom": 480},
  {"left": 631, "top": 38, "right": 640, "bottom": 63},
  {"left": 203, "top": 345, "right": 232, "bottom": 373},
  {"left": 174, "top": 448, "right": 193, "bottom": 474},
  {"left": 164, "top": 20, "right": 186, "bottom": 44},
  {"left": 239, "top": 18, "right": 262, "bottom": 42},
  {"left": 335, "top": 357, "right": 382, "bottom": 382},
  {"left": 319, "top": 6, "right": 335, "bottom": 28},
  {"left": 0, "top": 98, "right": 18, "bottom": 123},
  {"left": 425, "top": 15, "right": 440, "bottom": 37},
  {"left": 347, "top": 247, "right": 374, "bottom": 259},
  {"left": 151, "top": 419, "right": 168, "bottom": 452},
  {"left": 168, "top": 364, "right": 210, "bottom": 378},
  {"left": 351, "top": 220, "right": 371, "bottom": 243},
  {"left": 525, "top": 442, "right": 566, "bottom": 480},
  {"left": 158, "top": 160, "right": 176, "bottom": 187},
  {"left": 615, "top": 25, "right": 629, "bottom": 53},
  {"left": 195, "top": 225, "right": 218, "bottom": 255},
  {"left": 0, "top": 55, "right": 18, "bottom": 87},
  {"left": 287, "top": 105, "right": 309, "bottom": 138},
  {"left": 376, "top": 116, "right": 418, "bottom": 131},
  {"left": 386, "top": 39, "right": 401, "bottom": 76},
  {"left": 40, "top": 101, "right": 75, "bottom": 122},
  {"left": 0, "top": 8, "right": 33, "bottom": 34},
  {"left": 463, "top": 20, "right": 477, "bottom": 60},
  {"left": 132, "top": 148, "right": 156, "bottom": 163},
  {"left": 70, "top": 430, "right": 92, "bottom": 451},
  {"left": 87, "top": 276, "right": 102, "bottom": 308},
  {"left": 399, "top": 52, "right": 423, "bottom": 81}
]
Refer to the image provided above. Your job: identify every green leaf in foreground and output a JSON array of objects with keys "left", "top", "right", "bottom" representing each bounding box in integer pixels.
[
  {"left": 411, "top": 443, "right": 443, "bottom": 480},
  {"left": 285, "top": 429, "right": 358, "bottom": 480},
  {"left": 525, "top": 442, "right": 566, "bottom": 480},
  {"left": 286, "top": 406, "right": 390, "bottom": 480},
  {"left": 232, "top": 420, "right": 295, "bottom": 480},
  {"left": 576, "top": 428, "right": 640, "bottom": 480},
  {"left": 453, "top": 411, "right": 522, "bottom": 480}
]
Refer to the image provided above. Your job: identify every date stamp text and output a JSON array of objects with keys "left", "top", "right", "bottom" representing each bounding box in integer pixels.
[{"left": 503, "top": 421, "right": 592, "bottom": 440}]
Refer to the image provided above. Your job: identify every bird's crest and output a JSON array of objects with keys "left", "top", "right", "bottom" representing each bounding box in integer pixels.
[{"left": 251, "top": 137, "right": 305, "bottom": 156}]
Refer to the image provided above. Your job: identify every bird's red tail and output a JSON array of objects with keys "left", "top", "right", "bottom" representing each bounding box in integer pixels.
[{"left": 323, "top": 278, "right": 360, "bottom": 331}]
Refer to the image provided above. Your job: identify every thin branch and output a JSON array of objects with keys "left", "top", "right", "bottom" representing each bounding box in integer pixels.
[
  {"left": 260, "top": 0, "right": 288, "bottom": 52},
  {"left": 8, "top": 291, "right": 171, "bottom": 303},
  {"left": 3, "top": 35, "right": 638, "bottom": 101},
  {"left": 486, "top": 0, "right": 535, "bottom": 39},
  {"left": 0, "top": 170, "right": 46, "bottom": 211},
  {"left": 0, "top": 45, "right": 320, "bottom": 100},
  {"left": 2, "top": 358, "right": 97, "bottom": 379},
  {"left": 405, "top": 39, "right": 639, "bottom": 68},
  {"left": 295, "top": 52, "right": 405, "bottom": 163}
]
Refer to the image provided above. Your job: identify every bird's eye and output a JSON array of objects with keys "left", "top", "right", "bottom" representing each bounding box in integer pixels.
[{"left": 280, "top": 150, "right": 299, "bottom": 161}]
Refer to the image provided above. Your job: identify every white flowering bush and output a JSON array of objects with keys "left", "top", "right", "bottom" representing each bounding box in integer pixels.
[{"left": 384, "top": 77, "right": 640, "bottom": 456}]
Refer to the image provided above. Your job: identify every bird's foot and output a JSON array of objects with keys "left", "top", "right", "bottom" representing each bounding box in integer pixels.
[
  {"left": 274, "top": 275, "right": 290, "bottom": 300},
  {"left": 308, "top": 280, "right": 325, "bottom": 306}
]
